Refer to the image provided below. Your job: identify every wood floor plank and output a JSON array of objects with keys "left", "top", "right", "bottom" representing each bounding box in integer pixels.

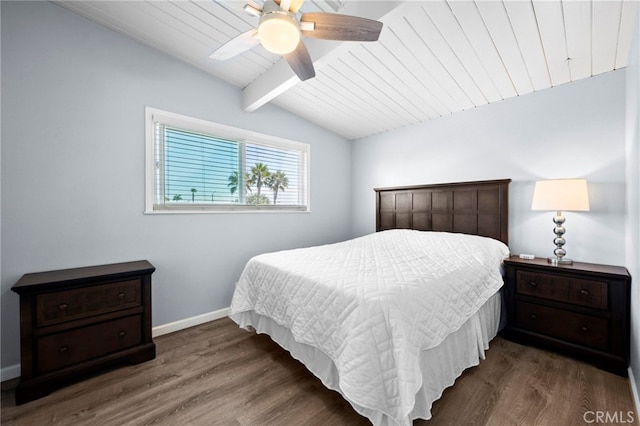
[{"left": 2, "top": 317, "right": 637, "bottom": 425}]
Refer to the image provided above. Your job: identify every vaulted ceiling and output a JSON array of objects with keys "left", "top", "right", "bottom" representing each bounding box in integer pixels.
[{"left": 54, "top": 1, "right": 639, "bottom": 140}]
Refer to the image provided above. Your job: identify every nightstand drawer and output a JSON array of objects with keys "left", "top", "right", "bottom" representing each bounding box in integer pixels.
[
  {"left": 37, "top": 279, "right": 142, "bottom": 327},
  {"left": 36, "top": 315, "right": 142, "bottom": 374},
  {"left": 516, "top": 271, "right": 608, "bottom": 309},
  {"left": 568, "top": 278, "right": 608, "bottom": 310},
  {"left": 516, "top": 301, "right": 608, "bottom": 350}
]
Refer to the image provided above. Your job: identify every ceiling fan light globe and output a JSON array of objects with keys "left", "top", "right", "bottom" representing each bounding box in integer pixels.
[{"left": 258, "top": 13, "right": 300, "bottom": 55}]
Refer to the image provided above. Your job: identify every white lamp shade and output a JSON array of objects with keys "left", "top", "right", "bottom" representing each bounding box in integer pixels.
[
  {"left": 531, "top": 179, "right": 590, "bottom": 211},
  {"left": 258, "top": 13, "right": 300, "bottom": 55}
]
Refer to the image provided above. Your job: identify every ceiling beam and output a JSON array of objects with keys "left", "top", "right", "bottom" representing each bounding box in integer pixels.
[{"left": 242, "top": 1, "right": 408, "bottom": 112}]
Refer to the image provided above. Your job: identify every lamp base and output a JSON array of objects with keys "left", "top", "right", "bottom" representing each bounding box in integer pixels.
[
  {"left": 547, "top": 211, "right": 573, "bottom": 265},
  {"left": 547, "top": 257, "right": 573, "bottom": 265}
]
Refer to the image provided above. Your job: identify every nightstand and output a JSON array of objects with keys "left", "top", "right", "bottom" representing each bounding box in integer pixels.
[
  {"left": 11, "top": 260, "right": 156, "bottom": 404},
  {"left": 501, "top": 256, "right": 631, "bottom": 376}
]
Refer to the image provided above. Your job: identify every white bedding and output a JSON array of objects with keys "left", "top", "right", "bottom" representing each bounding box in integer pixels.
[
  {"left": 229, "top": 229, "right": 510, "bottom": 426},
  {"left": 232, "top": 291, "right": 502, "bottom": 424}
]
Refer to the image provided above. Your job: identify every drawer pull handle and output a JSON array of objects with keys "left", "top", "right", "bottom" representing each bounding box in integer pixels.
[
  {"left": 118, "top": 292, "right": 125, "bottom": 299},
  {"left": 579, "top": 289, "right": 590, "bottom": 296},
  {"left": 530, "top": 314, "right": 537, "bottom": 320},
  {"left": 528, "top": 281, "right": 538, "bottom": 288},
  {"left": 59, "top": 346, "right": 69, "bottom": 353},
  {"left": 58, "top": 303, "right": 68, "bottom": 311},
  {"left": 581, "top": 326, "right": 589, "bottom": 332},
  {"left": 118, "top": 331, "right": 126, "bottom": 337}
]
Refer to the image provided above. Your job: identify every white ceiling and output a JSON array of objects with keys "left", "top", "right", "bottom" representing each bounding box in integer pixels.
[{"left": 54, "top": 0, "right": 639, "bottom": 140}]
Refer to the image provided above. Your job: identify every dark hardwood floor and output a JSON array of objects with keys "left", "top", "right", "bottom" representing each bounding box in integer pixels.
[{"left": 2, "top": 317, "right": 637, "bottom": 425}]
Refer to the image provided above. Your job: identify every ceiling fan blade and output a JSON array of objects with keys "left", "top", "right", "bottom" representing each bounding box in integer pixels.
[
  {"left": 289, "top": 0, "right": 305, "bottom": 13},
  {"left": 283, "top": 41, "right": 316, "bottom": 81},
  {"left": 209, "top": 29, "right": 260, "bottom": 61},
  {"left": 274, "top": 0, "right": 305, "bottom": 13},
  {"left": 300, "top": 12, "right": 383, "bottom": 41}
]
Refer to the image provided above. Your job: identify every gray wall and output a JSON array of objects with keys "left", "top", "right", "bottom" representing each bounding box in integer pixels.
[
  {"left": 626, "top": 7, "right": 640, "bottom": 405},
  {"left": 351, "top": 70, "right": 627, "bottom": 267},
  {"left": 1, "top": 1, "right": 352, "bottom": 370}
]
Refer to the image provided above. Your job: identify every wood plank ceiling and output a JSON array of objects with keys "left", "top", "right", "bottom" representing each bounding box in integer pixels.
[{"left": 54, "top": 0, "right": 639, "bottom": 141}]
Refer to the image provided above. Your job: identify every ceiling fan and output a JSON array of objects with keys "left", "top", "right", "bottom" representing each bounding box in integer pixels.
[{"left": 210, "top": 0, "right": 384, "bottom": 81}]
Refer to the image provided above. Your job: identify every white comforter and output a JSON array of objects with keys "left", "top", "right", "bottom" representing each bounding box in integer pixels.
[{"left": 229, "top": 230, "right": 509, "bottom": 425}]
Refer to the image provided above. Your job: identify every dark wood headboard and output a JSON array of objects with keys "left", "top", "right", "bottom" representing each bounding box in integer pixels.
[{"left": 374, "top": 179, "right": 511, "bottom": 246}]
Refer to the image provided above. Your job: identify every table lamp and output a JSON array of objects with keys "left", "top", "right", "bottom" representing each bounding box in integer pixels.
[{"left": 531, "top": 179, "right": 590, "bottom": 265}]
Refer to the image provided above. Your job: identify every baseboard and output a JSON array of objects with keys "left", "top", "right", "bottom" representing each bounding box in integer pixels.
[
  {"left": 1, "top": 364, "right": 21, "bottom": 383},
  {"left": 151, "top": 307, "right": 230, "bottom": 337},
  {"left": 1, "top": 307, "right": 231, "bottom": 383},
  {"left": 629, "top": 366, "right": 640, "bottom": 415}
]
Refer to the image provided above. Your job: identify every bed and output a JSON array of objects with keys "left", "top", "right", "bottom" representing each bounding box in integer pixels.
[{"left": 229, "top": 179, "right": 511, "bottom": 426}]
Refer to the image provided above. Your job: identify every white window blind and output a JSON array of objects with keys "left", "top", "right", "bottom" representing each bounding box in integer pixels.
[{"left": 145, "top": 108, "right": 309, "bottom": 213}]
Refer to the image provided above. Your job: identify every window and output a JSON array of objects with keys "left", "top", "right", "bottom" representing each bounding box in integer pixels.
[{"left": 145, "top": 108, "right": 309, "bottom": 213}]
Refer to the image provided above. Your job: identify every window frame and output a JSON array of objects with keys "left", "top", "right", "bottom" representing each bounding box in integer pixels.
[{"left": 144, "top": 107, "right": 311, "bottom": 214}]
